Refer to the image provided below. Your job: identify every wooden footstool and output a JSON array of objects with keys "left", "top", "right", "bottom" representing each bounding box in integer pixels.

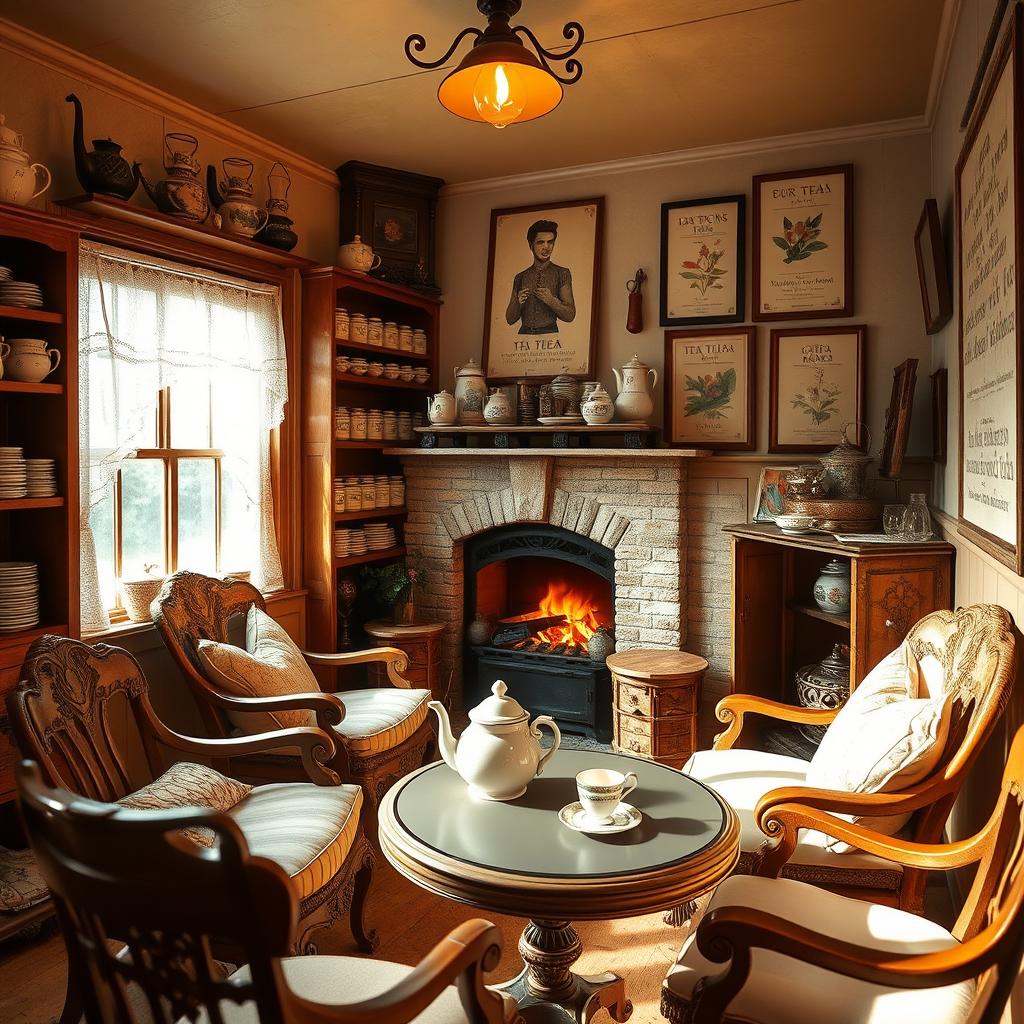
[{"left": 607, "top": 650, "right": 709, "bottom": 768}]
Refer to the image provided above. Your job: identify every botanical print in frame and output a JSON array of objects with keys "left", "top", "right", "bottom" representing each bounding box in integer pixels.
[
  {"left": 769, "top": 326, "right": 865, "bottom": 453},
  {"left": 482, "top": 198, "right": 603, "bottom": 382},
  {"left": 753, "top": 466, "right": 797, "bottom": 522},
  {"left": 753, "top": 164, "right": 853, "bottom": 320},
  {"left": 664, "top": 326, "right": 755, "bottom": 450},
  {"left": 659, "top": 195, "right": 745, "bottom": 326},
  {"left": 957, "top": 5, "right": 1024, "bottom": 573}
]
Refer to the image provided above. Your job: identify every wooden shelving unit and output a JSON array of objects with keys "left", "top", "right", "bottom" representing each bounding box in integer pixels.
[
  {"left": 787, "top": 601, "right": 851, "bottom": 628},
  {"left": 302, "top": 266, "right": 440, "bottom": 662},
  {"left": 0, "top": 202, "right": 81, "bottom": 809}
]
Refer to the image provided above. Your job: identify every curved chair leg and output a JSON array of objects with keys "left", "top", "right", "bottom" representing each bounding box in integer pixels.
[{"left": 346, "top": 833, "right": 379, "bottom": 954}]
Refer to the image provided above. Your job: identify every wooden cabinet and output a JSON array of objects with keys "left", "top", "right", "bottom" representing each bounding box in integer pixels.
[
  {"left": 300, "top": 267, "right": 440, "bottom": 663},
  {"left": 364, "top": 619, "right": 445, "bottom": 701},
  {"left": 726, "top": 524, "right": 954, "bottom": 706}
]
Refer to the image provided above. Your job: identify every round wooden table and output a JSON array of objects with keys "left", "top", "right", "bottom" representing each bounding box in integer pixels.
[{"left": 378, "top": 749, "right": 739, "bottom": 1023}]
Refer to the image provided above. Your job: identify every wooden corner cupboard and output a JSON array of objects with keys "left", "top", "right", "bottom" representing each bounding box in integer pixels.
[
  {"left": 301, "top": 267, "right": 440, "bottom": 665},
  {"left": 725, "top": 523, "right": 954, "bottom": 711}
]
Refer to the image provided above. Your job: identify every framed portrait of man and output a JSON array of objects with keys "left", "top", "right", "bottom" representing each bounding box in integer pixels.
[{"left": 482, "top": 197, "right": 604, "bottom": 381}]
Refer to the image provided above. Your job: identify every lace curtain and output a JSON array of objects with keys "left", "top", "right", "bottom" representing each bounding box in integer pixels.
[{"left": 79, "top": 241, "right": 288, "bottom": 633}]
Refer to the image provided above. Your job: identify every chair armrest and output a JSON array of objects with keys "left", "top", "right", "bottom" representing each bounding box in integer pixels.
[
  {"left": 755, "top": 780, "right": 941, "bottom": 822},
  {"left": 690, "top": 903, "right": 992, "bottom": 1024},
  {"left": 136, "top": 690, "right": 340, "bottom": 786},
  {"left": 291, "top": 918, "right": 512, "bottom": 1024},
  {"left": 302, "top": 646, "right": 412, "bottom": 689},
  {"left": 713, "top": 694, "right": 839, "bottom": 750},
  {"left": 754, "top": 799, "right": 986, "bottom": 879}
]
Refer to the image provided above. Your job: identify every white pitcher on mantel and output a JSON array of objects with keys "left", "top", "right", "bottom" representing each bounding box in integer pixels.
[{"left": 611, "top": 355, "right": 657, "bottom": 424}]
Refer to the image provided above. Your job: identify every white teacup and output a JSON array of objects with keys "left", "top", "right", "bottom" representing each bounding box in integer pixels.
[{"left": 575, "top": 767, "right": 638, "bottom": 824}]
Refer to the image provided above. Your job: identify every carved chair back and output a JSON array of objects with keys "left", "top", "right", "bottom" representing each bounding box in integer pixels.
[
  {"left": 7, "top": 636, "right": 174, "bottom": 801},
  {"left": 903, "top": 604, "right": 1017, "bottom": 835},
  {"left": 151, "top": 570, "right": 267, "bottom": 738},
  {"left": 16, "top": 759, "right": 297, "bottom": 1024}
]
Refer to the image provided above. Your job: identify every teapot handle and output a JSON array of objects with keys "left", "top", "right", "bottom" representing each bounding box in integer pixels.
[
  {"left": 647, "top": 367, "right": 658, "bottom": 391},
  {"left": 370, "top": 253, "right": 382, "bottom": 271},
  {"left": 531, "top": 715, "right": 561, "bottom": 776},
  {"left": 29, "top": 163, "right": 51, "bottom": 201}
]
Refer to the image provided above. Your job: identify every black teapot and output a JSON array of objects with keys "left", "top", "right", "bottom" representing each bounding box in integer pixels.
[{"left": 66, "top": 93, "right": 138, "bottom": 199}]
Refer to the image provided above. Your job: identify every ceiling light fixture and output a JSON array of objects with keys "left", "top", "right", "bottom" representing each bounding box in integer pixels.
[{"left": 404, "top": 0, "right": 584, "bottom": 129}]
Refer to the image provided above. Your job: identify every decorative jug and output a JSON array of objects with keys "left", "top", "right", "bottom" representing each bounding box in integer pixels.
[
  {"left": 427, "top": 390, "right": 457, "bottom": 425},
  {"left": 483, "top": 387, "right": 512, "bottom": 425},
  {"left": 207, "top": 158, "right": 268, "bottom": 238},
  {"left": 819, "top": 422, "right": 873, "bottom": 499},
  {"left": 66, "top": 93, "right": 138, "bottom": 199},
  {"left": 0, "top": 114, "right": 51, "bottom": 207},
  {"left": 429, "top": 680, "right": 561, "bottom": 801},
  {"left": 136, "top": 133, "right": 209, "bottom": 222},
  {"left": 582, "top": 384, "right": 614, "bottom": 424},
  {"left": 611, "top": 355, "right": 657, "bottom": 424},
  {"left": 795, "top": 642, "right": 850, "bottom": 743},
  {"left": 5, "top": 337, "right": 60, "bottom": 383},
  {"left": 338, "top": 235, "right": 382, "bottom": 275},
  {"left": 454, "top": 358, "right": 487, "bottom": 424}
]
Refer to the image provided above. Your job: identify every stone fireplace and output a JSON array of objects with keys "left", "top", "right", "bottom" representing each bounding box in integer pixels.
[{"left": 397, "top": 451, "right": 694, "bottom": 720}]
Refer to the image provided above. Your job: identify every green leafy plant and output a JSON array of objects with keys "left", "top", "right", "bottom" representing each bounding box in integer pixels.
[
  {"left": 359, "top": 554, "right": 426, "bottom": 608},
  {"left": 772, "top": 212, "right": 828, "bottom": 263},
  {"left": 791, "top": 367, "right": 841, "bottom": 426},
  {"left": 679, "top": 240, "right": 727, "bottom": 296},
  {"left": 683, "top": 369, "right": 736, "bottom": 421}
]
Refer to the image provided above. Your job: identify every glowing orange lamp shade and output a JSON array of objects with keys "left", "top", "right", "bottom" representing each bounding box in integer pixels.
[{"left": 438, "top": 42, "right": 563, "bottom": 128}]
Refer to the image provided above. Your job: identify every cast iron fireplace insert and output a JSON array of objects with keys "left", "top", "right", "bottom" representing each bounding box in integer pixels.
[{"left": 463, "top": 523, "right": 614, "bottom": 742}]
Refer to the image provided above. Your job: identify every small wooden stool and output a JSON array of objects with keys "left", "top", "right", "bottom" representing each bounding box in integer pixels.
[
  {"left": 364, "top": 620, "right": 446, "bottom": 701},
  {"left": 607, "top": 649, "right": 709, "bottom": 768}
]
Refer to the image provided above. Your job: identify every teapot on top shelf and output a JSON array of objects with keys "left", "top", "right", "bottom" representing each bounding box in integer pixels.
[
  {"left": 207, "top": 158, "right": 269, "bottom": 238},
  {"left": 136, "top": 132, "right": 209, "bottom": 222},
  {"left": 429, "top": 680, "right": 561, "bottom": 801},
  {"left": 0, "top": 114, "right": 51, "bottom": 207},
  {"left": 611, "top": 355, "right": 657, "bottom": 424},
  {"left": 66, "top": 93, "right": 138, "bottom": 199},
  {"left": 338, "top": 235, "right": 382, "bottom": 275}
]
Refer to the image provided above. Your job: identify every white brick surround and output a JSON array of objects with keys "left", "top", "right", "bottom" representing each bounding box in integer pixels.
[{"left": 399, "top": 452, "right": 691, "bottom": 706}]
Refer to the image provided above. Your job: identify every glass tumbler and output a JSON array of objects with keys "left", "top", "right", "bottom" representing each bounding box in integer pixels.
[{"left": 882, "top": 504, "right": 907, "bottom": 537}]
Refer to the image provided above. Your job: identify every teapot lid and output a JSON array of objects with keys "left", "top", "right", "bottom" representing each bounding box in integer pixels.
[
  {"left": 455, "top": 357, "right": 483, "bottom": 377},
  {"left": 468, "top": 679, "right": 529, "bottom": 725},
  {"left": 820, "top": 422, "right": 872, "bottom": 465},
  {"left": 622, "top": 354, "right": 647, "bottom": 368}
]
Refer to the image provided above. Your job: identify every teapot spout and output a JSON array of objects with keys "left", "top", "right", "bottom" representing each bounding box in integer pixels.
[
  {"left": 135, "top": 163, "right": 157, "bottom": 204},
  {"left": 428, "top": 700, "right": 458, "bottom": 771}
]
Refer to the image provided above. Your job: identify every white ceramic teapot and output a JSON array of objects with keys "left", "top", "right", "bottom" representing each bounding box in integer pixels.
[
  {"left": 611, "top": 355, "right": 657, "bottom": 424},
  {"left": 427, "top": 390, "right": 457, "bottom": 424},
  {"left": 454, "top": 358, "right": 486, "bottom": 424},
  {"left": 0, "top": 114, "right": 51, "bottom": 207},
  {"left": 338, "top": 235, "right": 382, "bottom": 275},
  {"left": 429, "top": 680, "right": 561, "bottom": 801}
]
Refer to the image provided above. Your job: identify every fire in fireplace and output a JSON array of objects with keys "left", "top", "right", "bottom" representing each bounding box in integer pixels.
[{"left": 464, "top": 524, "right": 615, "bottom": 741}]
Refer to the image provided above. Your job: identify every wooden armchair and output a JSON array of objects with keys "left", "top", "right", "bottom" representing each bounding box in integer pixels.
[
  {"left": 151, "top": 571, "right": 436, "bottom": 838},
  {"left": 15, "top": 759, "right": 518, "bottom": 1024},
  {"left": 6, "top": 634, "right": 377, "bottom": 1021},
  {"left": 661, "top": 720, "right": 1024, "bottom": 1024},
  {"left": 682, "top": 604, "right": 1017, "bottom": 914}
]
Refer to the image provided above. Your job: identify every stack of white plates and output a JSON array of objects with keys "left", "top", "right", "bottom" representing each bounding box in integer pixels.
[
  {"left": 348, "top": 531, "right": 368, "bottom": 556},
  {"left": 364, "top": 523, "right": 396, "bottom": 550},
  {"left": 334, "top": 528, "right": 351, "bottom": 558},
  {"left": 0, "top": 562, "right": 39, "bottom": 632},
  {"left": 0, "top": 280, "right": 43, "bottom": 308},
  {"left": 25, "top": 459, "right": 57, "bottom": 497},
  {"left": 0, "top": 448, "right": 27, "bottom": 498},
  {"left": 0, "top": 266, "right": 12, "bottom": 283}
]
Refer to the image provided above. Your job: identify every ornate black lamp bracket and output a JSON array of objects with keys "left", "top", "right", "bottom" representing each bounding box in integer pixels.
[{"left": 405, "top": 0, "right": 584, "bottom": 84}]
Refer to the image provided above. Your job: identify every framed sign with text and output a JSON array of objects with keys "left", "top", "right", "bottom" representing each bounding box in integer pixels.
[
  {"left": 659, "top": 195, "right": 745, "bottom": 326},
  {"left": 482, "top": 197, "right": 603, "bottom": 382},
  {"left": 753, "top": 164, "right": 853, "bottom": 320},
  {"left": 957, "top": 4, "right": 1024, "bottom": 573},
  {"left": 769, "top": 326, "right": 865, "bottom": 453},
  {"left": 664, "top": 326, "right": 755, "bottom": 450}
]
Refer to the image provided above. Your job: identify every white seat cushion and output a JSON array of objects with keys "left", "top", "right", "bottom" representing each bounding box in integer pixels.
[
  {"left": 334, "top": 687, "right": 431, "bottom": 755},
  {"left": 227, "top": 782, "right": 362, "bottom": 901},
  {"left": 684, "top": 748, "right": 902, "bottom": 887},
  {"left": 665, "top": 875, "right": 976, "bottom": 1024},
  {"left": 192, "top": 956, "right": 518, "bottom": 1023}
]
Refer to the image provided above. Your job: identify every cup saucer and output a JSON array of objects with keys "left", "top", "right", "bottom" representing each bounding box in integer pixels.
[{"left": 558, "top": 801, "right": 642, "bottom": 835}]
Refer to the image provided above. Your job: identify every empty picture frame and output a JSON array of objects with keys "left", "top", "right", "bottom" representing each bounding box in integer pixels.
[{"left": 914, "top": 199, "right": 953, "bottom": 334}]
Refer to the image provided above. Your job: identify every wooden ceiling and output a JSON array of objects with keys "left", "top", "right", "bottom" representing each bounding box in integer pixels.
[{"left": 0, "top": 0, "right": 945, "bottom": 183}]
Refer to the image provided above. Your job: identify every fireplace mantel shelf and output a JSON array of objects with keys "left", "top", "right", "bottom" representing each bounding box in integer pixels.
[{"left": 384, "top": 447, "right": 711, "bottom": 458}]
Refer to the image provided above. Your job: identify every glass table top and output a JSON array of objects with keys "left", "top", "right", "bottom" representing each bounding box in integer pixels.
[{"left": 393, "top": 749, "right": 727, "bottom": 879}]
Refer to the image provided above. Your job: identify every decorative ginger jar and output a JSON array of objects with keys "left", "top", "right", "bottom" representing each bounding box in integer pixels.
[{"left": 813, "top": 558, "right": 851, "bottom": 615}]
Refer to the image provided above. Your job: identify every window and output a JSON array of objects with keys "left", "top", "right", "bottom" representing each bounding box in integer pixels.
[{"left": 79, "top": 242, "right": 288, "bottom": 632}]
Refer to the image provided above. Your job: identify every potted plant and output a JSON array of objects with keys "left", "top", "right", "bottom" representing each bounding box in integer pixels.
[
  {"left": 360, "top": 555, "right": 426, "bottom": 625},
  {"left": 119, "top": 563, "right": 166, "bottom": 623}
]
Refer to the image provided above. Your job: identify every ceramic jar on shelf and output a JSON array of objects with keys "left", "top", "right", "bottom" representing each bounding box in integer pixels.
[
  {"left": 582, "top": 384, "right": 614, "bottom": 424},
  {"left": 413, "top": 328, "right": 428, "bottom": 354},
  {"left": 335, "top": 308, "right": 350, "bottom": 340},
  {"left": 612, "top": 355, "right": 657, "bottom": 424},
  {"left": 5, "top": 338, "right": 60, "bottom": 383},
  {"left": 338, "top": 235, "right": 382, "bottom": 274},
  {"left": 454, "top": 358, "right": 486, "bottom": 424},
  {"left": 819, "top": 423, "right": 872, "bottom": 498},
  {"left": 813, "top": 558, "right": 851, "bottom": 615},
  {"left": 367, "top": 317, "right": 383, "bottom": 345},
  {"left": 389, "top": 475, "right": 405, "bottom": 506},
  {"left": 349, "top": 407, "right": 367, "bottom": 440},
  {"left": 350, "top": 313, "right": 368, "bottom": 343},
  {"left": 483, "top": 388, "right": 512, "bottom": 425},
  {"left": 383, "top": 322, "right": 399, "bottom": 348},
  {"left": 0, "top": 113, "right": 51, "bottom": 207},
  {"left": 428, "top": 390, "right": 456, "bottom": 425}
]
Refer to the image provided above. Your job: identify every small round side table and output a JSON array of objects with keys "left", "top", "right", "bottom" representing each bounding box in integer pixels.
[
  {"left": 364, "top": 619, "right": 446, "bottom": 701},
  {"left": 607, "top": 650, "right": 709, "bottom": 769}
]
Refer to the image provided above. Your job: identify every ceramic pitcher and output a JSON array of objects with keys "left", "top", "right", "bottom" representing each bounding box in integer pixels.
[
  {"left": 0, "top": 114, "right": 51, "bottom": 206},
  {"left": 454, "top": 358, "right": 486, "bottom": 424},
  {"left": 611, "top": 355, "right": 657, "bottom": 423}
]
